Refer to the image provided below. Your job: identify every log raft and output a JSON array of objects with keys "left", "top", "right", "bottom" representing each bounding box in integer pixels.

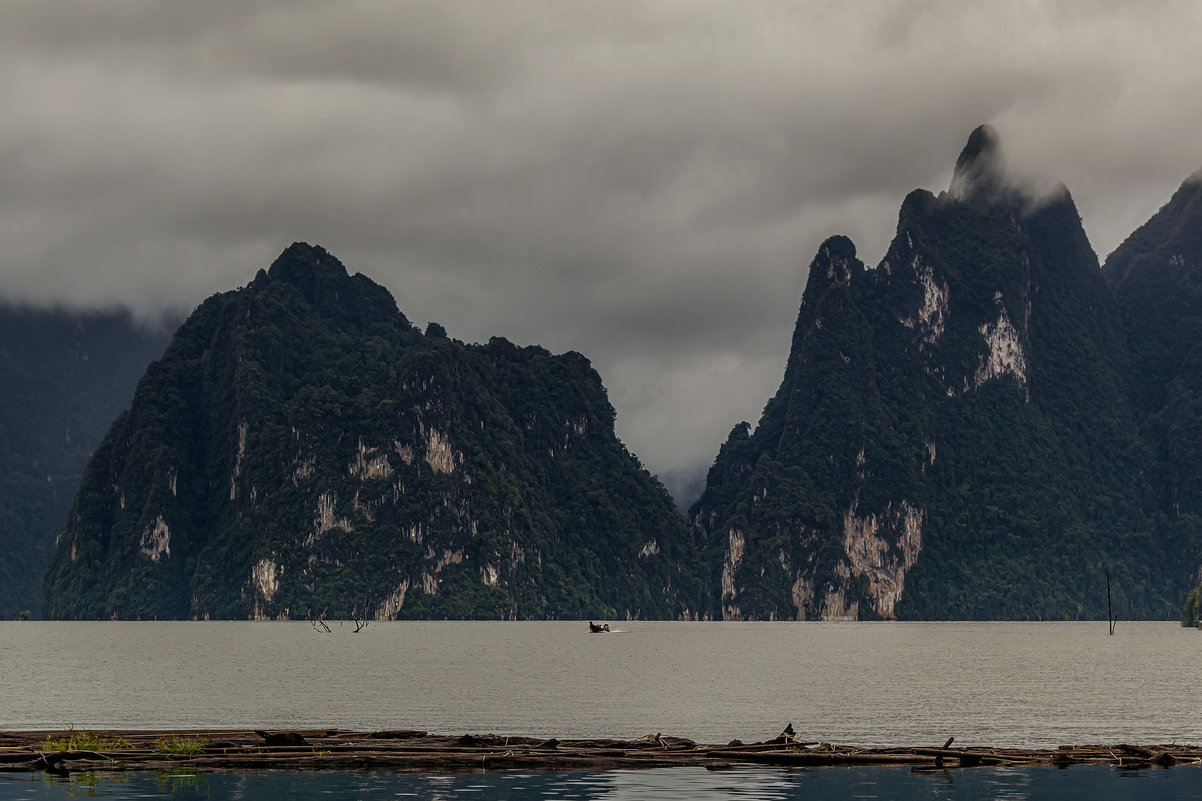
[{"left": 0, "top": 730, "right": 1199, "bottom": 775}]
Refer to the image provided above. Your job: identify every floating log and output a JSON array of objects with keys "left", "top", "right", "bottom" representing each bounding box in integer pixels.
[
  {"left": 255, "top": 730, "right": 308, "bottom": 746},
  {"left": 0, "top": 729, "right": 1199, "bottom": 775}
]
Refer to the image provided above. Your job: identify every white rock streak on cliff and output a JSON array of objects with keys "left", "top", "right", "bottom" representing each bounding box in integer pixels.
[
  {"left": 841, "top": 501, "right": 924, "bottom": 619},
  {"left": 974, "top": 294, "right": 1029, "bottom": 399},
  {"left": 139, "top": 515, "right": 170, "bottom": 562},
  {"left": 721, "top": 528, "right": 746, "bottom": 619}
]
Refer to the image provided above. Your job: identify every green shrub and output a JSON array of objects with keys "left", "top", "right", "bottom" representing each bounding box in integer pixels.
[
  {"left": 43, "top": 726, "right": 131, "bottom": 752},
  {"left": 154, "top": 734, "right": 209, "bottom": 755},
  {"left": 1183, "top": 584, "right": 1202, "bottom": 628}
]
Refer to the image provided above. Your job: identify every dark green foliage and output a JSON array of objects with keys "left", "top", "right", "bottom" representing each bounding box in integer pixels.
[
  {"left": 1183, "top": 583, "right": 1202, "bottom": 628},
  {"left": 1104, "top": 173, "right": 1202, "bottom": 567},
  {"left": 0, "top": 304, "right": 171, "bottom": 618},
  {"left": 43, "top": 243, "right": 698, "bottom": 621},
  {"left": 690, "top": 127, "right": 1189, "bottom": 621}
]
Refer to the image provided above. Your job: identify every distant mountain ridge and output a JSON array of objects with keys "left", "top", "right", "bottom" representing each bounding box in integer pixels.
[
  {"left": 43, "top": 244, "right": 700, "bottom": 620},
  {"left": 0, "top": 303, "right": 171, "bottom": 618}
]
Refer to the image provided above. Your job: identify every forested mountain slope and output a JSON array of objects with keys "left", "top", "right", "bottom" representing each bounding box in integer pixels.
[
  {"left": 1104, "top": 172, "right": 1202, "bottom": 528},
  {"left": 689, "top": 126, "right": 1186, "bottom": 620},
  {"left": 43, "top": 244, "right": 700, "bottom": 620}
]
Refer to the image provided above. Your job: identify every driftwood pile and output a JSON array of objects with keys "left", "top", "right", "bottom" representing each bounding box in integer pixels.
[{"left": 1, "top": 729, "right": 1199, "bottom": 775}]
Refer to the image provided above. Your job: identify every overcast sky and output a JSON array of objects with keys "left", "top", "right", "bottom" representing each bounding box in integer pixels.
[{"left": 2, "top": 1, "right": 1200, "bottom": 502}]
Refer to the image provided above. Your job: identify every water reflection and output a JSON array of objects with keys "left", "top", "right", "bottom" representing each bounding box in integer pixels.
[{"left": 2, "top": 765, "right": 1199, "bottom": 801}]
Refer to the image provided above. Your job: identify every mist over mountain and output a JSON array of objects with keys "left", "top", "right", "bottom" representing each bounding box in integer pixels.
[
  {"left": 0, "top": 304, "right": 171, "bottom": 617},
  {"left": 5, "top": 3, "right": 1202, "bottom": 515},
  {"left": 688, "top": 126, "right": 1197, "bottom": 621},
  {"left": 29, "top": 127, "right": 1202, "bottom": 622}
]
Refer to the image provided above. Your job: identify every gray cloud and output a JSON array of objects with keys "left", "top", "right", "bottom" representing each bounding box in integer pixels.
[{"left": 2, "top": 1, "right": 1200, "bottom": 501}]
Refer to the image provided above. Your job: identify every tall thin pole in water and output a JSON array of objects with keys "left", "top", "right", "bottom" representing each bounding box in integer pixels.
[{"left": 1106, "top": 570, "right": 1115, "bottom": 635}]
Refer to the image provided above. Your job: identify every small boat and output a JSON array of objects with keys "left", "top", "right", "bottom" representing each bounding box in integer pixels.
[{"left": 588, "top": 622, "right": 611, "bottom": 633}]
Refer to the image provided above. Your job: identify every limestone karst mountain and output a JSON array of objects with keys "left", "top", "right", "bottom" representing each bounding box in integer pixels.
[
  {"left": 1103, "top": 171, "right": 1202, "bottom": 619},
  {"left": 38, "top": 132, "right": 1202, "bottom": 623},
  {"left": 1104, "top": 170, "right": 1202, "bottom": 527},
  {"left": 43, "top": 244, "right": 700, "bottom": 620},
  {"left": 689, "top": 126, "right": 1191, "bottom": 621}
]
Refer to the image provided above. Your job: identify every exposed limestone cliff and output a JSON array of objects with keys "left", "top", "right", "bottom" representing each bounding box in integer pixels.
[
  {"left": 690, "top": 126, "right": 1174, "bottom": 620},
  {"left": 973, "top": 298, "right": 1028, "bottom": 398},
  {"left": 139, "top": 515, "right": 171, "bottom": 563},
  {"left": 841, "top": 501, "right": 923, "bottom": 619}
]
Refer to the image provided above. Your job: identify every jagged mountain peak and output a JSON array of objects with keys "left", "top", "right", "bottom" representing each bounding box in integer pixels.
[
  {"left": 688, "top": 125, "right": 1171, "bottom": 622},
  {"left": 43, "top": 243, "right": 697, "bottom": 621},
  {"left": 257, "top": 242, "right": 402, "bottom": 328},
  {"left": 267, "top": 242, "right": 348, "bottom": 284},
  {"left": 946, "top": 125, "right": 1078, "bottom": 211},
  {"left": 804, "top": 235, "right": 860, "bottom": 292},
  {"left": 948, "top": 124, "right": 1007, "bottom": 201},
  {"left": 1158, "top": 168, "right": 1202, "bottom": 210},
  {"left": 1104, "top": 168, "right": 1202, "bottom": 289},
  {"left": 955, "top": 124, "right": 1001, "bottom": 168},
  {"left": 1103, "top": 166, "right": 1202, "bottom": 475},
  {"left": 817, "top": 234, "right": 857, "bottom": 262},
  {"left": 1102, "top": 168, "right": 1202, "bottom": 571},
  {"left": 1169, "top": 168, "right": 1202, "bottom": 217},
  {"left": 949, "top": 124, "right": 1005, "bottom": 199}
]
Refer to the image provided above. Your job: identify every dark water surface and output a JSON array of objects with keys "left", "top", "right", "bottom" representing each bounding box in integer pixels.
[
  {"left": 2, "top": 621, "right": 1198, "bottom": 747},
  {"left": 3, "top": 765, "right": 1201, "bottom": 800}
]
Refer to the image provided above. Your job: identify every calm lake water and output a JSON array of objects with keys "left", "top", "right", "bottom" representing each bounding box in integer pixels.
[
  {"left": 2, "top": 621, "right": 1200, "bottom": 799},
  {"left": 5, "top": 764, "right": 1202, "bottom": 801},
  {"left": 1, "top": 621, "right": 1198, "bottom": 746}
]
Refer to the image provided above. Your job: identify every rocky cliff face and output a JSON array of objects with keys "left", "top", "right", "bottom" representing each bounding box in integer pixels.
[
  {"left": 690, "top": 126, "right": 1184, "bottom": 621},
  {"left": 43, "top": 244, "right": 699, "bottom": 620}
]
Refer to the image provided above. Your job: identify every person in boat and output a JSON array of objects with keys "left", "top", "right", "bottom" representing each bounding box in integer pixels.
[{"left": 588, "top": 622, "right": 611, "bottom": 632}]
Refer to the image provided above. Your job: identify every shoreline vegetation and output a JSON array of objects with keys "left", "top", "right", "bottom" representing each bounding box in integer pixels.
[
  {"left": 1, "top": 729, "right": 1199, "bottom": 775},
  {"left": 1182, "top": 583, "right": 1202, "bottom": 628}
]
